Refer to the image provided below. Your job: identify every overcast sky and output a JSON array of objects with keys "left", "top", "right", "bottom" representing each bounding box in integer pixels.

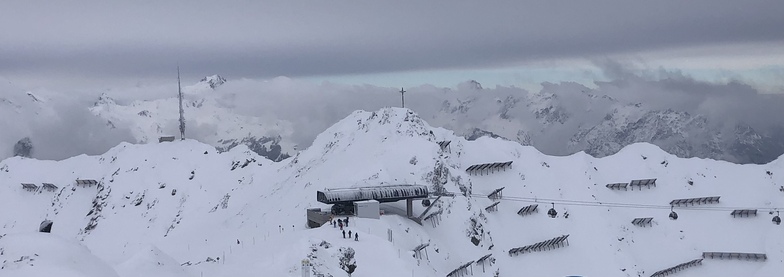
[{"left": 2, "top": 0, "right": 783, "bottom": 91}]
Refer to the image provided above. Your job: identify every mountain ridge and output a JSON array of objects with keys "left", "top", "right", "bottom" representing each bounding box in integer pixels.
[{"left": 1, "top": 107, "right": 782, "bottom": 276}]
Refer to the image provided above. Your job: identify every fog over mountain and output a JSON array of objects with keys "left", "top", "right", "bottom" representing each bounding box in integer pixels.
[{"left": 1, "top": 62, "right": 783, "bottom": 163}]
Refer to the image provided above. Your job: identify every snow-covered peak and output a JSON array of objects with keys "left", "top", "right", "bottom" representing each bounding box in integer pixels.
[
  {"left": 182, "top": 75, "right": 226, "bottom": 94},
  {"left": 457, "top": 80, "right": 483, "bottom": 90},
  {"left": 199, "top": 75, "right": 226, "bottom": 89},
  {"left": 94, "top": 92, "right": 117, "bottom": 107},
  {"left": 306, "top": 107, "right": 436, "bottom": 156}
]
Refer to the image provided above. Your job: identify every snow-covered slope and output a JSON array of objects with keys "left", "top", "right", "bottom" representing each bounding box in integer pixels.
[
  {"left": 1, "top": 107, "right": 782, "bottom": 277},
  {"left": 0, "top": 233, "right": 120, "bottom": 277},
  {"left": 90, "top": 77, "right": 295, "bottom": 161}
]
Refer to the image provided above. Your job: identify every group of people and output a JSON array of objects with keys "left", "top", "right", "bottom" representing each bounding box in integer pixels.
[{"left": 331, "top": 217, "right": 358, "bottom": 241}]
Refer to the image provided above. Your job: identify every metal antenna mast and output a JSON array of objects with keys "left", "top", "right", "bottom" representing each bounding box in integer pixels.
[
  {"left": 400, "top": 87, "right": 406, "bottom": 108},
  {"left": 178, "top": 67, "right": 185, "bottom": 140}
]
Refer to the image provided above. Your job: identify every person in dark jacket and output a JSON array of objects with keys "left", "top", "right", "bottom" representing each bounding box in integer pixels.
[
  {"left": 355, "top": 233, "right": 359, "bottom": 241},
  {"left": 348, "top": 230, "right": 352, "bottom": 238},
  {"left": 342, "top": 230, "right": 346, "bottom": 238}
]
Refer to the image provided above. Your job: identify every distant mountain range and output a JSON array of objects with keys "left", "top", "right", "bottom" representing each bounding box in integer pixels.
[
  {"left": 425, "top": 81, "right": 784, "bottom": 164},
  {"left": 3, "top": 76, "right": 782, "bottom": 164}
]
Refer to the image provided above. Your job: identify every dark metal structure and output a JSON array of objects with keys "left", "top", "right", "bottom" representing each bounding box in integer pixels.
[
  {"left": 484, "top": 202, "right": 500, "bottom": 212},
  {"left": 75, "top": 179, "right": 98, "bottom": 187},
  {"left": 508, "top": 234, "right": 570, "bottom": 256},
  {"left": 423, "top": 210, "right": 443, "bottom": 227},
  {"left": 465, "top": 161, "right": 513, "bottom": 175},
  {"left": 42, "top": 183, "right": 58, "bottom": 192},
  {"left": 21, "top": 183, "right": 38, "bottom": 192},
  {"left": 632, "top": 217, "right": 653, "bottom": 227},
  {"left": 649, "top": 259, "right": 703, "bottom": 277},
  {"left": 517, "top": 204, "right": 538, "bottom": 216},
  {"left": 731, "top": 209, "right": 758, "bottom": 218},
  {"left": 413, "top": 243, "right": 430, "bottom": 260},
  {"left": 437, "top": 141, "right": 451, "bottom": 153},
  {"left": 669, "top": 196, "right": 720, "bottom": 206},
  {"left": 178, "top": 67, "right": 186, "bottom": 140},
  {"left": 702, "top": 252, "right": 767, "bottom": 261},
  {"left": 475, "top": 254, "right": 493, "bottom": 273},
  {"left": 629, "top": 178, "right": 657, "bottom": 190},
  {"left": 446, "top": 261, "right": 474, "bottom": 277},
  {"left": 487, "top": 187, "right": 504, "bottom": 200},
  {"left": 606, "top": 182, "right": 629, "bottom": 190}
]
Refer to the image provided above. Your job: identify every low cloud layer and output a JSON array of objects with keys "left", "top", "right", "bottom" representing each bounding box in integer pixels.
[
  {"left": 1, "top": 61, "right": 782, "bottom": 162},
  {"left": 2, "top": 1, "right": 783, "bottom": 86},
  {"left": 0, "top": 83, "right": 135, "bottom": 160}
]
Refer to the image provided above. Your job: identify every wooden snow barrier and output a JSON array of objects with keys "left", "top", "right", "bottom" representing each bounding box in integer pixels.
[
  {"left": 446, "top": 261, "right": 474, "bottom": 277},
  {"left": 508, "top": 235, "right": 570, "bottom": 256},
  {"left": 730, "top": 209, "right": 758, "bottom": 218},
  {"left": 487, "top": 187, "right": 505, "bottom": 200},
  {"left": 517, "top": 204, "right": 538, "bottom": 217},
  {"left": 475, "top": 254, "right": 493, "bottom": 273},
  {"left": 484, "top": 202, "right": 500, "bottom": 212},
  {"left": 669, "top": 196, "right": 720, "bottom": 207},
  {"left": 649, "top": 258, "right": 703, "bottom": 277},
  {"left": 631, "top": 217, "right": 653, "bottom": 227},
  {"left": 629, "top": 178, "right": 657, "bottom": 190},
  {"left": 41, "top": 183, "right": 58, "bottom": 192},
  {"left": 465, "top": 161, "right": 513, "bottom": 176},
  {"left": 21, "top": 183, "right": 38, "bottom": 192},
  {"left": 606, "top": 182, "right": 629, "bottom": 190},
  {"left": 702, "top": 252, "right": 767, "bottom": 261}
]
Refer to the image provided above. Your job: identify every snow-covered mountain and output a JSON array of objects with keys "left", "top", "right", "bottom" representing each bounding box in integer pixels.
[
  {"left": 90, "top": 76, "right": 295, "bottom": 161},
  {"left": 429, "top": 81, "right": 784, "bottom": 164},
  {"left": 3, "top": 76, "right": 782, "bottom": 164},
  {"left": 2, "top": 107, "right": 782, "bottom": 277}
]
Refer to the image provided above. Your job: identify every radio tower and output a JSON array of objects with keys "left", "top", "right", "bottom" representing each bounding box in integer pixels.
[
  {"left": 178, "top": 67, "right": 186, "bottom": 140},
  {"left": 399, "top": 87, "right": 406, "bottom": 108}
]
